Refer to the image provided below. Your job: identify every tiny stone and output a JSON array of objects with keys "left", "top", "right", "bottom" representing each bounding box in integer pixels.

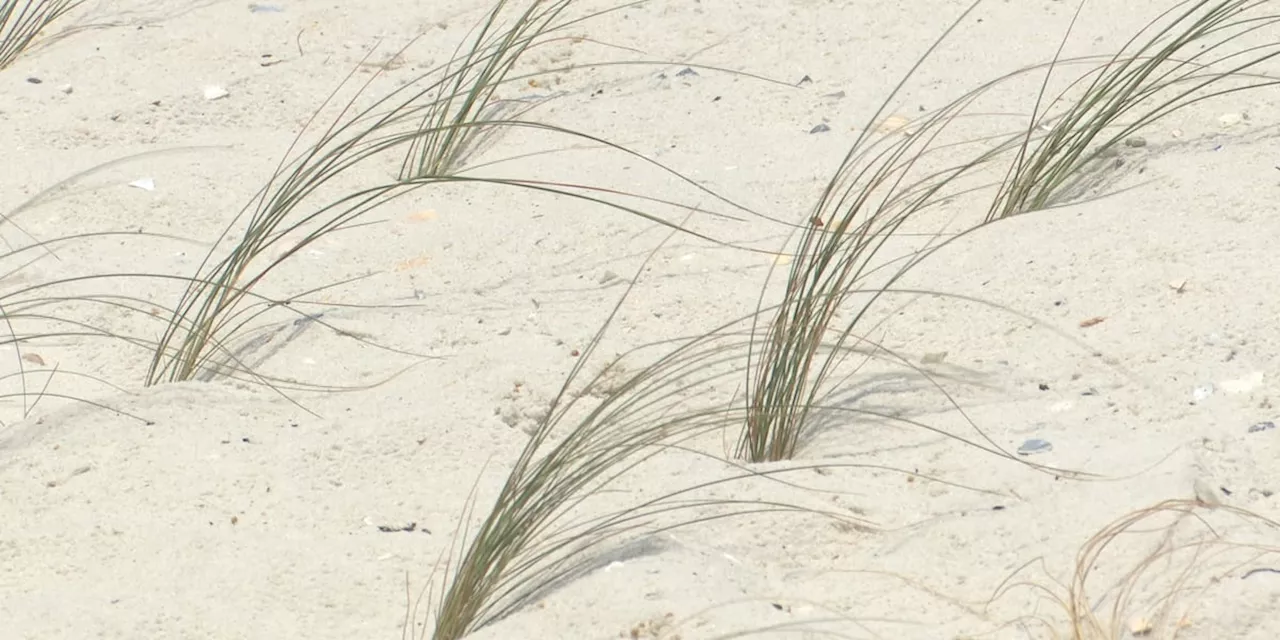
[
  {"left": 26, "top": 77, "right": 42, "bottom": 84},
  {"left": 1247, "top": 420, "right": 1276, "bottom": 434},
  {"left": 1217, "top": 112, "right": 1244, "bottom": 127},
  {"left": 59, "top": 84, "right": 73, "bottom": 94},
  {"left": 1124, "top": 136, "right": 1146, "bottom": 148},
  {"left": 675, "top": 67, "right": 698, "bottom": 77},
  {"left": 809, "top": 123, "right": 830, "bottom": 134}
]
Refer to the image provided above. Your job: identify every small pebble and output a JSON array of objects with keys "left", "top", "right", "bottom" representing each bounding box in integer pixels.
[
  {"left": 1124, "top": 136, "right": 1147, "bottom": 148},
  {"left": 1016, "top": 438, "right": 1053, "bottom": 456},
  {"left": 675, "top": 67, "right": 698, "bottom": 77},
  {"left": 1248, "top": 421, "right": 1276, "bottom": 434},
  {"left": 26, "top": 77, "right": 42, "bottom": 84},
  {"left": 809, "top": 123, "right": 830, "bottom": 134}
]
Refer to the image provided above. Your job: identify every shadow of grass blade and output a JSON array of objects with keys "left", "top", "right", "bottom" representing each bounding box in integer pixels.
[
  {"left": 0, "top": 0, "right": 84, "bottom": 68},
  {"left": 990, "top": 0, "right": 1280, "bottom": 219}
]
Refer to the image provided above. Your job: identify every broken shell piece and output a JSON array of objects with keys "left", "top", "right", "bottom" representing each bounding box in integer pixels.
[
  {"left": 203, "top": 85, "right": 230, "bottom": 101},
  {"left": 1168, "top": 278, "right": 1187, "bottom": 293},
  {"left": 876, "top": 114, "right": 914, "bottom": 136},
  {"left": 1128, "top": 616, "right": 1154, "bottom": 636},
  {"left": 128, "top": 177, "right": 155, "bottom": 191},
  {"left": 1016, "top": 438, "right": 1053, "bottom": 456},
  {"left": 1217, "top": 112, "right": 1245, "bottom": 127},
  {"left": 1193, "top": 478, "right": 1222, "bottom": 507}
]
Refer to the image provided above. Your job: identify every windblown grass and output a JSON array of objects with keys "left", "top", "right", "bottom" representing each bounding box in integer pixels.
[
  {"left": 145, "top": 0, "right": 764, "bottom": 386},
  {"left": 741, "top": 0, "right": 1280, "bottom": 463},
  {"left": 990, "top": 0, "right": 1280, "bottom": 219},
  {"left": 411, "top": 246, "right": 1016, "bottom": 639},
  {"left": 398, "top": 0, "right": 572, "bottom": 179},
  {"left": 990, "top": 499, "right": 1280, "bottom": 639},
  {"left": 0, "top": 0, "right": 82, "bottom": 69}
]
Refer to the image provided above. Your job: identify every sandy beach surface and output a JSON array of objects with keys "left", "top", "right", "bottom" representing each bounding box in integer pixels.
[{"left": 3, "top": 1, "right": 1279, "bottom": 638}]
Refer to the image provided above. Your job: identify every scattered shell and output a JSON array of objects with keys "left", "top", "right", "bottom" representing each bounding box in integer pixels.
[
  {"left": 1016, "top": 438, "right": 1053, "bottom": 456},
  {"left": 1192, "top": 384, "right": 1215, "bottom": 403},
  {"left": 876, "top": 114, "right": 913, "bottom": 136},
  {"left": 1193, "top": 478, "right": 1222, "bottom": 507},
  {"left": 1168, "top": 278, "right": 1187, "bottom": 293},
  {"left": 1078, "top": 316, "right": 1106, "bottom": 328},
  {"left": 1128, "top": 616, "right": 1154, "bottom": 636},
  {"left": 203, "top": 85, "right": 230, "bottom": 101},
  {"left": 921, "top": 351, "right": 948, "bottom": 365},
  {"left": 59, "top": 84, "right": 73, "bottom": 94},
  {"left": 1217, "top": 112, "right": 1245, "bottom": 127},
  {"left": 394, "top": 255, "right": 430, "bottom": 272},
  {"left": 809, "top": 123, "right": 830, "bottom": 134},
  {"left": 128, "top": 177, "right": 155, "bottom": 191},
  {"left": 21, "top": 353, "right": 45, "bottom": 366}
]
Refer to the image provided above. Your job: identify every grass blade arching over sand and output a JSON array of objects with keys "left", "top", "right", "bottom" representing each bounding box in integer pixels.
[
  {"left": 398, "top": 0, "right": 572, "bottom": 179},
  {"left": 739, "top": 0, "right": 1000, "bottom": 463},
  {"left": 990, "top": 0, "right": 1280, "bottom": 219},
  {"left": 145, "top": 0, "right": 770, "bottom": 386},
  {"left": 741, "top": 0, "right": 1280, "bottom": 463},
  {"left": 420, "top": 248, "right": 881, "bottom": 639},
  {"left": 988, "top": 499, "right": 1280, "bottom": 639},
  {"left": 0, "top": 0, "right": 83, "bottom": 68}
]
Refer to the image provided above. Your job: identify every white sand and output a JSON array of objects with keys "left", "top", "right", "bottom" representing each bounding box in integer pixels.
[{"left": 3, "top": 1, "right": 1279, "bottom": 638}]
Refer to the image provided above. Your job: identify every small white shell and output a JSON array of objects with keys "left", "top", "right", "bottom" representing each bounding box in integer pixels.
[{"left": 203, "top": 85, "right": 230, "bottom": 101}]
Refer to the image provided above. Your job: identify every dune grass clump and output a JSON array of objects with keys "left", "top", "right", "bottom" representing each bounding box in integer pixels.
[
  {"left": 990, "top": 0, "right": 1280, "bottom": 219},
  {"left": 144, "top": 0, "right": 759, "bottom": 386},
  {"left": 0, "top": 0, "right": 82, "bottom": 68},
  {"left": 740, "top": 0, "right": 1280, "bottom": 463},
  {"left": 398, "top": 0, "right": 569, "bottom": 180}
]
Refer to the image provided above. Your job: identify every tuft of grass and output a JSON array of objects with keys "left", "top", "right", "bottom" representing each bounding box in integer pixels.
[
  {"left": 739, "top": 0, "right": 1001, "bottom": 463},
  {"left": 989, "top": 0, "right": 1280, "bottom": 219},
  {"left": 0, "top": 0, "right": 82, "bottom": 69},
  {"left": 414, "top": 249, "right": 969, "bottom": 639},
  {"left": 740, "top": 0, "right": 1280, "bottom": 463},
  {"left": 145, "top": 0, "right": 765, "bottom": 386},
  {"left": 990, "top": 499, "right": 1280, "bottom": 639},
  {"left": 398, "top": 0, "right": 572, "bottom": 179}
]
